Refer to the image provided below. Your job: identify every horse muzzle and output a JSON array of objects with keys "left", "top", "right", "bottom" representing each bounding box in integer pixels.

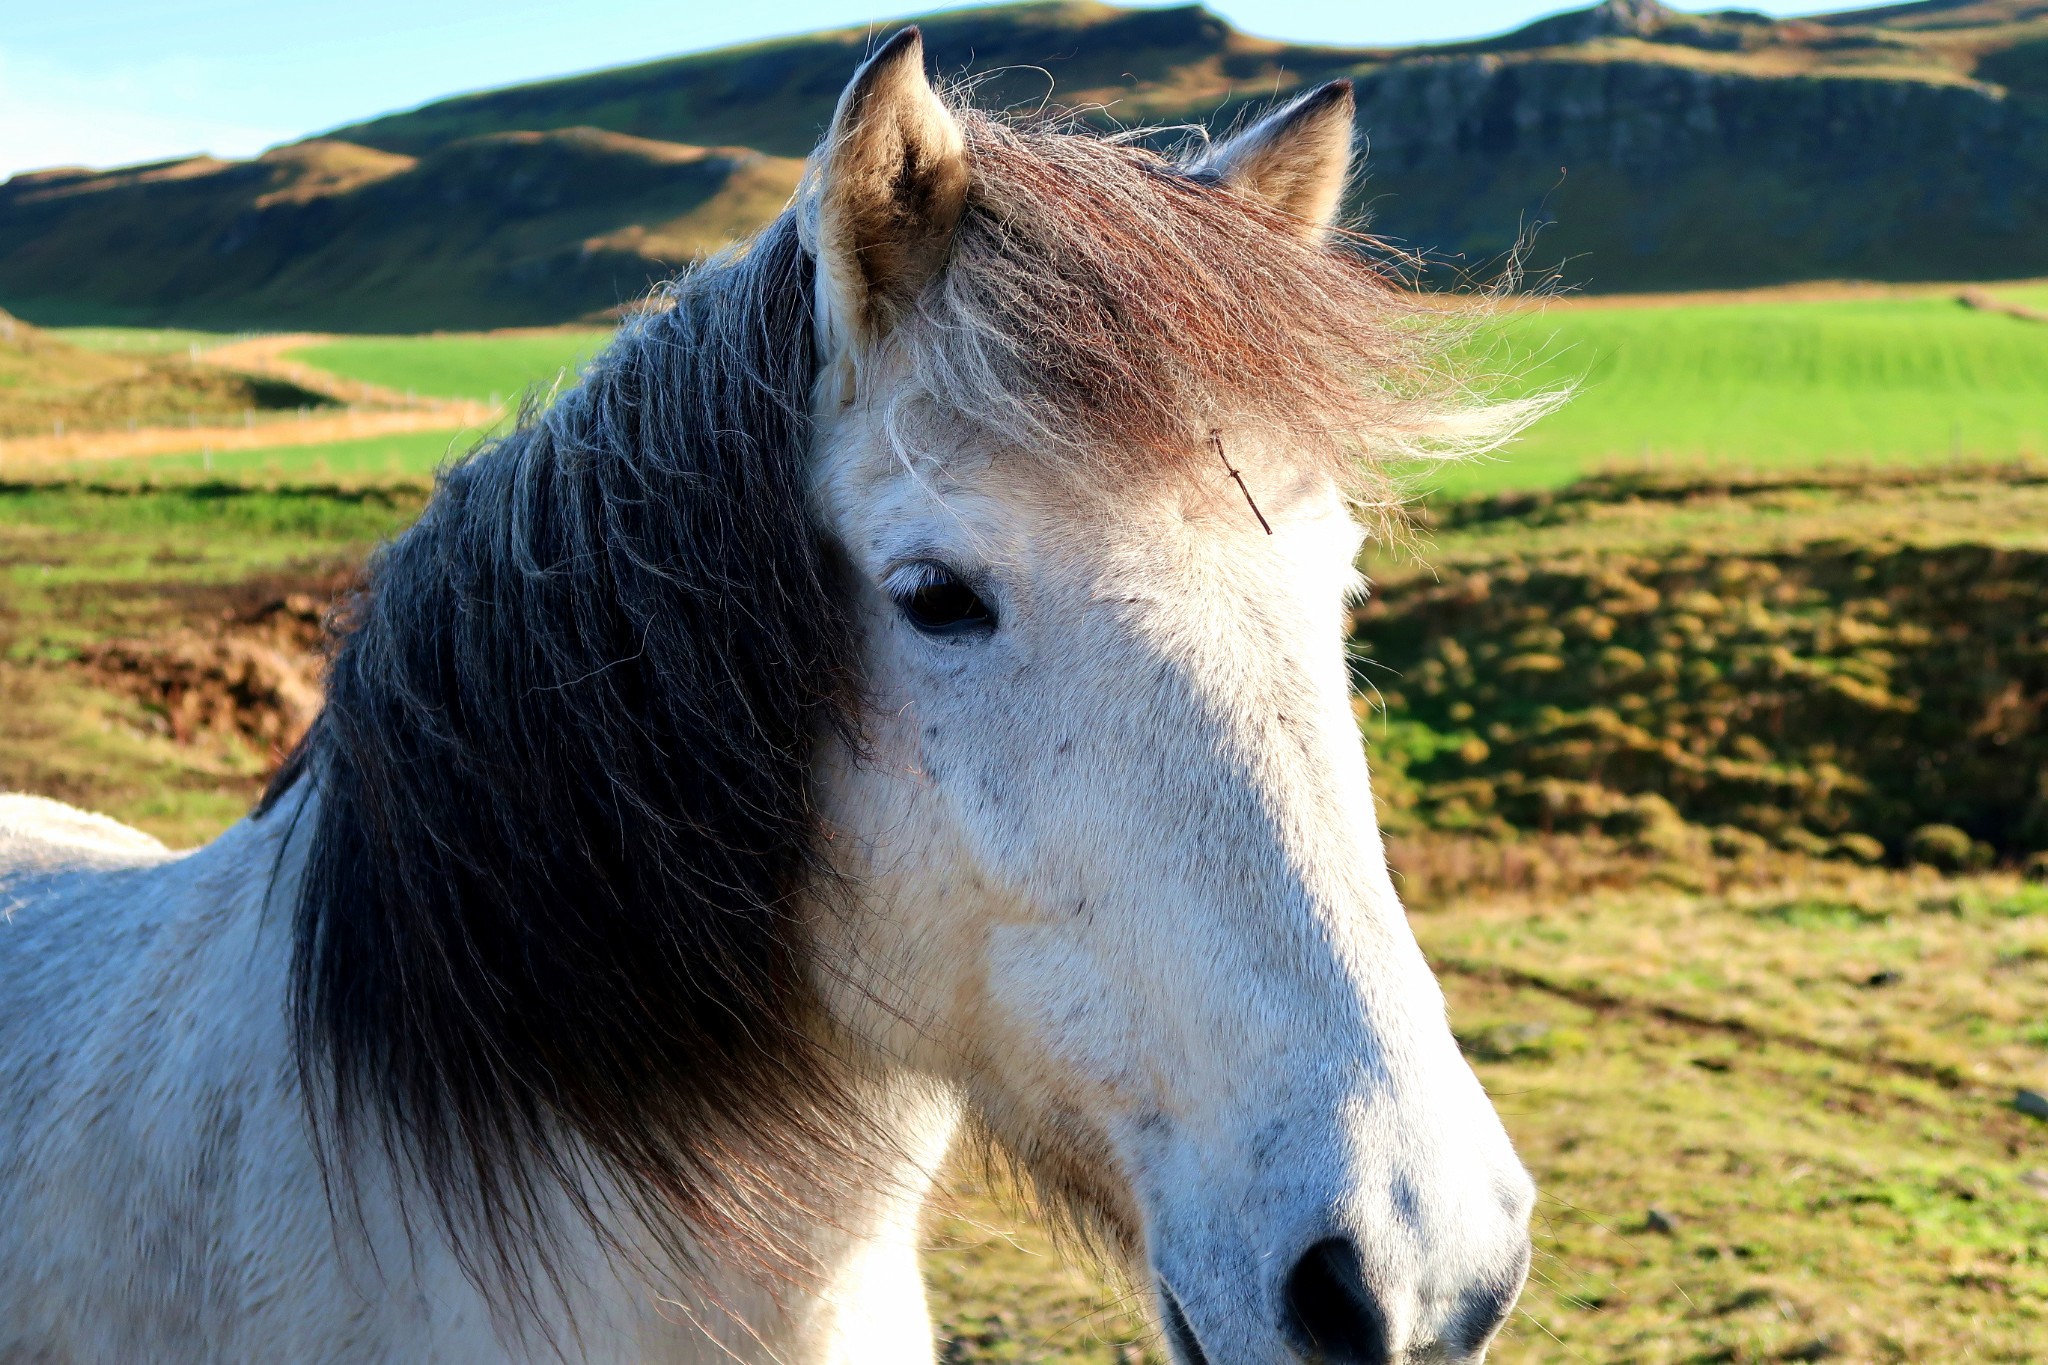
[{"left": 1148, "top": 1165, "right": 1535, "bottom": 1365}]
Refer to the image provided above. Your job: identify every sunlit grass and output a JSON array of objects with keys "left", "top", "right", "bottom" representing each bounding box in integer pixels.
[
  {"left": 287, "top": 329, "right": 613, "bottom": 404},
  {"left": 9, "top": 294, "right": 2048, "bottom": 1359},
  {"left": 0, "top": 481, "right": 423, "bottom": 845},
  {"left": 1443, "top": 296, "right": 2048, "bottom": 495},
  {"left": 1989, "top": 282, "right": 2048, "bottom": 311}
]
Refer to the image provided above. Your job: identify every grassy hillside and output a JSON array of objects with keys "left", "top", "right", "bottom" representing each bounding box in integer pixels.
[
  {"left": 321, "top": 0, "right": 2048, "bottom": 295},
  {"left": 326, "top": 2, "right": 1316, "bottom": 160},
  {"left": 0, "top": 135, "right": 800, "bottom": 330},
  {"left": 12, "top": 0, "right": 2048, "bottom": 328},
  {"left": 0, "top": 309, "right": 330, "bottom": 438},
  {"left": 1360, "top": 465, "right": 2048, "bottom": 870},
  {"left": 322, "top": 0, "right": 2040, "bottom": 160},
  {"left": 50, "top": 327, "right": 238, "bottom": 355}
]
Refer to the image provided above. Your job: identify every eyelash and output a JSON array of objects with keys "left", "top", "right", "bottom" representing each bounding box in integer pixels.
[{"left": 884, "top": 561, "right": 997, "bottom": 637}]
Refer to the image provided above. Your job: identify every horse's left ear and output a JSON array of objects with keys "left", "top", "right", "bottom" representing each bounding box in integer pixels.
[
  {"left": 1203, "top": 80, "right": 1356, "bottom": 240},
  {"left": 811, "top": 27, "right": 969, "bottom": 352}
]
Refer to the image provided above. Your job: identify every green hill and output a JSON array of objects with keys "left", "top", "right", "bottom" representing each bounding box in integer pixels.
[
  {"left": 0, "top": 134, "right": 801, "bottom": 330},
  {"left": 8, "top": 0, "right": 2048, "bottom": 328}
]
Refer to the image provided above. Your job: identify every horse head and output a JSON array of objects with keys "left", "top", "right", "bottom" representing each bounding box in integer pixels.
[
  {"left": 285, "top": 28, "right": 1536, "bottom": 1364},
  {"left": 801, "top": 30, "right": 1535, "bottom": 1365}
]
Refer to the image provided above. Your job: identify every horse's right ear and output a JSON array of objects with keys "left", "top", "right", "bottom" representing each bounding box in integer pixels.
[
  {"left": 1201, "top": 80, "right": 1356, "bottom": 241},
  {"left": 808, "top": 27, "right": 968, "bottom": 359}
]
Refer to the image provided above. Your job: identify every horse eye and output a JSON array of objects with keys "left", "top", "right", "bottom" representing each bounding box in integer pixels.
[{"left": 887, "top": 562, "right": 995, "bottom": 637}]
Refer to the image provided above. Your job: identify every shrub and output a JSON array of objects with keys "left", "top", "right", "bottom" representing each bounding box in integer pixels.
[
  {"left": 1351, "top": 535, "right": 2048, "bottom": 861},
  {"left": 1711, "top": 825, "right": 1770, "bottom": 859},
  {"left": 1778, "top": 827, "right": 1833, "bottom": 859},
  {"left": 1601, "top": 793, "right": 1691, "bottom": 855},
  {"left": 1907, "top": 824, "right": 1975, "bottom": 872}
]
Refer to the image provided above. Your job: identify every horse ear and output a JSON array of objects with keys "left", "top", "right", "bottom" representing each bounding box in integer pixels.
[
  {"left": 811, "top": 27, "right": 969, "bottom": 350},
  {"left": 1203, "top": 80, "right": 1356, "bottom": 240}
]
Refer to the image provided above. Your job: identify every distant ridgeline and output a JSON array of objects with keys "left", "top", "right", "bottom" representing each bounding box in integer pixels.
[{"left": 7, "top": 0, "right": 2048, "bottom": 328}]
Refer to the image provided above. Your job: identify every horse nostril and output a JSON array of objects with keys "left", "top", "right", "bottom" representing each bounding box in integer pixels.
[
  {"left": 1283, "top": 1237, "right": 1390, "bottom": 1365},
  {"left": 1452, "top": 1236, "right": 1531, "bottom": 1355}
]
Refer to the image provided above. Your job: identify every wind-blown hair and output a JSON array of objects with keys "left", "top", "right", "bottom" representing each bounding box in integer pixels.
[
  {"left": 274, "top": 214, "right": 865, "bottom": 1301},
  {"left": 268, "top": 95, "right": 1530, "bottom": 1309},
  {"left": 897, "top": 109, "right": 1537, "bottom": 511}
]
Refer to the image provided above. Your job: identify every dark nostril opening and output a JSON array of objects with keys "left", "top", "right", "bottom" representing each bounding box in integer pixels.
[
  {"left": 1284, "top": 1237, "right": 1390, "bottom": 1365},
  {"left": 1453, "top": 1237, "right": 1531, "bottom": 1354},
  {"left": 1159, "top": 1281, "right": 1214, "bottom": 1365}
]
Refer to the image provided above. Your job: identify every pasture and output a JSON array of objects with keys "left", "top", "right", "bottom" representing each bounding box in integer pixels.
[
  {"left": 27, "top": 293, "right": 2048, "bottom": 497},
  {"left": 3, "top": 290, "right": 2046, "bottom": 1361},
  {"left": 1462, "top": 294, "right": 2048, "bottom": 494},
  {"left": 285, "top": 329, "right": 612, "bottom": 404},
  {"left": 45, "top": 428, "right": 484, "bottom": 485}
]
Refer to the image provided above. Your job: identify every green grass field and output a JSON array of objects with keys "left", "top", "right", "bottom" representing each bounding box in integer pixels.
[
  {"left": 249, "top": 299, "right": 2048, "bottom": 499},
  {"left": 286, "top": 330, "right": 612, "bottom": 404},
  {"left": 1990, "top": 283, "right": 2048, "bottom": 311},
  {"left": 37, "top": 294, "right": 2044, "bottom": 501},
  {"left": 1450, "top": 296, "right": 2048, "bottom": 494}
]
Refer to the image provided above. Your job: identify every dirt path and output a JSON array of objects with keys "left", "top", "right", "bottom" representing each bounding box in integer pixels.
[
  {"left": 0, "top": 332, "right": 499, "bottom": 471},
  {"left": 0, "top": 407, "right": 489, "bottom": 471},
  {"left": 1959, "top": 287, "right": 2048, "bottom": 324}
]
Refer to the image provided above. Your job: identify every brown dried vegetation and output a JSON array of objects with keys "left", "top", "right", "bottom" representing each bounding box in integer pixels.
[
  {"left": 1358, "top": 471, "right": 2048, "bottom": 867},
  {"left": 81, "top": 592, "right": 328, "bottom": 762}
]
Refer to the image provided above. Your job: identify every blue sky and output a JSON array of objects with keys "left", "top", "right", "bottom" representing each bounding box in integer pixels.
[{"left": 3, "top": 0, "right": 1868, "bottom": 179}]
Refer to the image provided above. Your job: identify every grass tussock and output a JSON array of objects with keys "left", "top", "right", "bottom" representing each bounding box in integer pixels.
[{"left": 1359, "top": 470, "right": 2048, "bottom": 867}]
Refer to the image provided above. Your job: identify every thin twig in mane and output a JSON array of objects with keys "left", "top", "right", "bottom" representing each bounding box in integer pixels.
[{"left": 1210, "top": 429, "right": 1272, "bottom": 534}]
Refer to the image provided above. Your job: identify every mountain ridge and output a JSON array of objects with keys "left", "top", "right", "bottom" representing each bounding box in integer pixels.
[{"left": 7, "top": 0, "right": 2048, "bottom": 329}]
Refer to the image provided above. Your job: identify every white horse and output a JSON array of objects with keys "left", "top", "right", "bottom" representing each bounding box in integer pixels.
[{"left": 0, "top": 31, "right": 1535, "bottom": 1365}]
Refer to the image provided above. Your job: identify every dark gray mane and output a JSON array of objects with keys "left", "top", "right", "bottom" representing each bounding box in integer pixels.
[{"left": 269, "top": 214, "right": 864, "bottom": 1297}]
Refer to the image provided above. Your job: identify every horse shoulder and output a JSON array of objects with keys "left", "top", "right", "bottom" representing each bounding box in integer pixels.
[
  {"left": 0, "top": 792, "right": 173, "bottom": 873},
  {"left": 0, "top": 800, "right": 354, "bottom": 1358}
]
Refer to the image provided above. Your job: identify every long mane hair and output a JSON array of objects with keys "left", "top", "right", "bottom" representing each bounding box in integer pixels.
[
  {"left": 267, "top": 95, "right": 1529, "bottom": 1307},
  {"left": 270, "top": 213, "right": 866, "bottom": 1299}
]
